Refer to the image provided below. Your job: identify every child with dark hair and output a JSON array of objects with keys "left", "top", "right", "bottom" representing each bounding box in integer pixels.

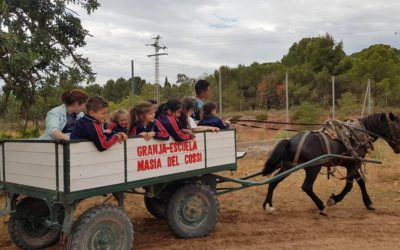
[
  {"left": 180, "top": 98, "right": 220, "bottom": 132},
  {"left": 192, "top": 79, "right": 211, "bottom": 120},
  {"left": 129, "top": 101, "right": 169, "bottom": 141},
  {"left": 70, "top": 96, "right": 127, "bottom": 151},
  {"left": 198, "top": 101, "right": 230, "bottom": 129},
  {"left": 157, "top": 99, "right": 195, "bottom": 141},
  {"left": 107, "top": 109, "right": 129, "bottom": 134}
]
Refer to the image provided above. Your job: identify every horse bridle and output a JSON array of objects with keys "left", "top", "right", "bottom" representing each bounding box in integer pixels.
[{"left": 354, "top": 114, "right": 400, "bottom": 146}]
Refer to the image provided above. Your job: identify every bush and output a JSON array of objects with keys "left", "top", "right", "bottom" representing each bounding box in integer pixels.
[
  {"left": 338, "top": 91, "right": 359, "bottom": 119},
  {"left": 293, "top": 102, "right": 322, "bottom": 124},
  {"left": 255, "top": 113, "right": 268, "bottom": 121}
]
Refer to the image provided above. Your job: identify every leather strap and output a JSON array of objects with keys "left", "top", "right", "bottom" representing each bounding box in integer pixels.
[{"left": 293, "top": 132, "right": 310, "bottom": 165}]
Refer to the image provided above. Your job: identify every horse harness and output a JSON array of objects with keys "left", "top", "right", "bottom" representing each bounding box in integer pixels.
[{"left": 292, "top": 119, "right": 374, "bottom": 180}]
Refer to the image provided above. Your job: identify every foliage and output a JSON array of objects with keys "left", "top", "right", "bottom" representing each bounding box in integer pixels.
[
  {"left": 293, "top": 102, "right": 323, "bottom": 124},
  {"left": 0, "top": 0, "right": 99, "bottom": 124},
  {"left": 337, "top": 91, "right": 359, "bottom": 119},
  {"left": 255, "top": 113, "right": 268, "bottom": 121}
]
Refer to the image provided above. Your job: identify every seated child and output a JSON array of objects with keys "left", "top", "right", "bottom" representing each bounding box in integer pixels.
[
  {"left": 198, "top": 101, "right": 230, "bottom": 129},
  {"left": 70, "top": 96, "right": 127, "bottom": 151},
  {"left": 128, "top": 101, "right": 169, "bottom": 141},
  {"left": 179, "top": 98, "right": 219, "bottom": 132},
  {"left": 107, "top": 109, "right": 129, "bottom": 134},
  {"left": 156, "top": 99, "right": 195, "bottom": 141}
]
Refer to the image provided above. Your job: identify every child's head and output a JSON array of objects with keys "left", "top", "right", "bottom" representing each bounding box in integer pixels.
[
  {"left": 182, "top": 98, "right": 195, "bottom": 117},
  {"left": 195, "top": 80, "right": 211, "bottom": 99},
  {"left": 147, "top": 100, "right": 158, "bottom": 110},
  {"left": 61, "top": 89, "right": 89, "bottom": 113},
  {"left": 110, "top": 109, "right": 129, "bottom": 128},
  {"left": 165, "top": 99, "right": 182, "bottom": 118},
  {"left": 86, "top": 96, "right": 109, "bottom": 124},
  {"left": 130, "top": 101, "right": 154, "bottom": 128},
  {"left": 202, "top": 101, "right": 217, "bottom": 119}
]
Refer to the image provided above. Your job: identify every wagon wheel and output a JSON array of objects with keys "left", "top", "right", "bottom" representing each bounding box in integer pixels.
[
  {"left": 8, "top": 197, "right": 64, "bottom": 249},
  {"left": 166, "top": 183, "right": 219, "bottom": 238},
  {"left": 67, "top": 204, "right": 133, "bottom": 250}
]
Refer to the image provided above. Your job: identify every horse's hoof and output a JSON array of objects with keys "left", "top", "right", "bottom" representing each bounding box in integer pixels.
[
  {"left": 366, "top": 204, "right": 375, "bottom": 210},
  {"left": 327, "top": 198, "right": 336, "bottom": 207},
  {"left": 319, "top": 208, "right": 328, "bottom": 216},
  {"left": 265, "top": 204, "right": 276, "bottom": 213}
]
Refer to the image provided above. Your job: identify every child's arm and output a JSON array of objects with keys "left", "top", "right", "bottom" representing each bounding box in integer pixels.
[
  {"left": 216, "top": 119, "right": 230, "bottom": 129},
  {"left": 154, "top": 120, "right": 170, "bottom": 140},
  {"left": 90, "top": 123, "right": 119, "bottom": 151},
  {"left": 164, "top": 116, "right": 191, "bottom": 142},
  {"left": 192, "top": 126, "right": 220, "bottom": 132}
]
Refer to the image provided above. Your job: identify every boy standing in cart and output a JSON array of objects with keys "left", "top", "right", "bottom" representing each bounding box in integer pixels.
[{"left": 192, "top": 79, "right": 211, "bottom": 121}]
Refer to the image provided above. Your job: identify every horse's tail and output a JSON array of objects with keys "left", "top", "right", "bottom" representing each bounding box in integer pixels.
[{"left": 262, "top": 139, "right": 291, "bottom": 176}]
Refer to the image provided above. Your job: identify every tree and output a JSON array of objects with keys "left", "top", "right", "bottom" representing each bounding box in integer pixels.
[{"left": 0, "top": 0, "right": 100, "bottom": 124}]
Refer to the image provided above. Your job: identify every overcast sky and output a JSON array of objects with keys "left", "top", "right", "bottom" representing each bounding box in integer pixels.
[{"left": 72, "top": 0, "right": 400, "bottom": 84}]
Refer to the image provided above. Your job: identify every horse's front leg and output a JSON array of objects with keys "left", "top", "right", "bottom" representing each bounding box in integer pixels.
[
  {"left": 327, "top": 166, "right": 355, "bottom": 207},
  {"left": 354, "top": 172, "right": 375, "bottom": 210}
]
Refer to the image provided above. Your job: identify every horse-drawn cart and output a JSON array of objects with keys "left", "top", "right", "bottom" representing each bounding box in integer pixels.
[{"left": 0, "top": 129, "right": 380, "bottom": 249}]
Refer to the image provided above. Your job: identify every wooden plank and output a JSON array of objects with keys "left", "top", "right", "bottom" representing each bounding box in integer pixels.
[
  {"left": 5, "top": 142, "right": 56, "bottom": 153},
  {"left": 70, "top": 161, "right": 124, "bottom": 180},
  {"left": 5, "top": 162, "right": 55, "bottom": 179},
  {"left": 69, "top": 141, "right": 124, "bottom": 154},
  {"left": 6, "top": 173, "right": 56, "bottom": 190},
  {"left": 5, "top": 151, "right": 57, "bottom": 167},
  {"left": 70, "top": 173, "right": 124, "bottom": 192},
  {"left": 207, "top": 155, "right": 236, "bottom": 168}
]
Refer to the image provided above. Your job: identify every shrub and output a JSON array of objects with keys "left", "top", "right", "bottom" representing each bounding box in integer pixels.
[
  {"left": 293, "top": 102, "right": 322, "bottom": 124},
  {"left": 255, "top": 113, "right": 268, "bottom": 121}
]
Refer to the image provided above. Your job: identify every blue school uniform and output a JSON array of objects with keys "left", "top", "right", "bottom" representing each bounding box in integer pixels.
[
  {"left": 198, "top": 115, "right": 230, "bottom": 129},
  {"left": 157, "top": 114, "right": 191, "bottom": 142},
  {"left": 70, "top": 114, "right": 119, "bottom": 151},
  {"left": 129, "top": 120, "right": 169, "bottom": 140}
]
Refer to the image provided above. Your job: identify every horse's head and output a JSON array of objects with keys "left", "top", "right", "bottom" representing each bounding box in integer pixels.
[{"left": 381, "top": 112, "right": 400, "bottom": 154}]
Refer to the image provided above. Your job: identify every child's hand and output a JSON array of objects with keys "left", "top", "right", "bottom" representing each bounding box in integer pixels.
[
  {"left": 182, "top": 129, "right": 192, "bottom": 134},
  {"left": 210, "top": 127, "right": 220, "bottom": 132},
  {"left": 189, "top": 132, "right": 196, "bottom": 140},
  {"left": 104, "top": 129, "right": 112, "bottom": 134},
  {"left": 117, "top": 133, "right": 127, "bottom": 143}
]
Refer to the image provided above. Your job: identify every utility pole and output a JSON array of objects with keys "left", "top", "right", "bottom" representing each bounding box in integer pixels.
[
  {"left": 332, "top": 76, "right": 335, "bottom": 120},
  {"left": 147, "top": 35, "right": 168, "bottom": 103},
  {"left": 219, "top": 67, "right": 222, "bottom": 117},
  {"left": 285, "top": 71, "right": 289, "bottom": 137},
  {"left": 131, "top": 60, "right": 134, "bottom": 106},
  {"left": 368, "top": 78, "right": 371, "bottom": 114}
]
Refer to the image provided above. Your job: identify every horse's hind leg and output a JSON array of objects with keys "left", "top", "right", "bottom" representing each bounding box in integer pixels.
[
  {"left": 263, "top": 168, "right": 290, "bottom": 211},
  {"left": 355, "top": 173, "right": 374, "bottom": 210},
  {"left": 302, "top": 166, "right": 326, "bottom": 215}
]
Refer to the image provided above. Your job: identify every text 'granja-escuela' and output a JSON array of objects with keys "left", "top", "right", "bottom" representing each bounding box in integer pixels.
[{"left": 136, "top": 140, "right": 203, "bottom": 171}]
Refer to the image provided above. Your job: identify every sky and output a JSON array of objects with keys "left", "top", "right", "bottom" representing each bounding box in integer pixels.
[{"left": 71, "top": 0, "right": 400, "bottom": 84}]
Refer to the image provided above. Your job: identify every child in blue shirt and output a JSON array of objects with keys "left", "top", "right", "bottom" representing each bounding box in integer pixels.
[{"left": 198, "top": 101, "right": 230, "bottom": 129}]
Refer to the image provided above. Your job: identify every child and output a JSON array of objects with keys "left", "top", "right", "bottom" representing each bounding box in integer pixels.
[
  {"left": 192, "top": 80, "right": 211, "bottom": 121},
  {"left": 70, "top": 96, "right": 127, "bottom": 151},
  {"left": 179, "top": 98, "right": 220, "bottom": 132},
  {"left": 198, "top": 101, "right": 230, "bottom": 129},
  {"left": 129, "top": 101, "right": 169, "bottom": 141},
  {"left": 107, "top": 109, "right": 129, "bottom": 134},
  {"left": 156, "top": 99, "right": 195, "bottom": 142}
]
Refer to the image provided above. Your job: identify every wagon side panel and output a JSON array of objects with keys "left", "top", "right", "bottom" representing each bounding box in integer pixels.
[
  {"left": 69, "top": 142, "right": 125, "bottom": 192},
  {"left": 206, "top": 130, "right": 236, "bottom": 168},
  {"left": 4, "top": 142, "right": 59, "bottom": 190}
]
